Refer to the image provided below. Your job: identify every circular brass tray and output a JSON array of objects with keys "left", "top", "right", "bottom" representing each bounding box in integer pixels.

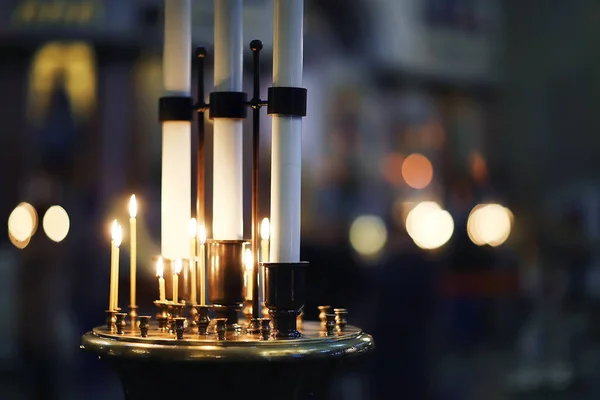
[{"left": 81, "top": 321, "right": 374, "bottom": 362}]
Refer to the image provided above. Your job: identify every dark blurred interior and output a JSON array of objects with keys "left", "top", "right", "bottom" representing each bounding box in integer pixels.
[{"left": 3, "top": 0, "right": 600, "bottom": 399}]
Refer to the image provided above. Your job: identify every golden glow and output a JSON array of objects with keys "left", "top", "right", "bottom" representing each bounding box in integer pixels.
[
  {"left": 405, "top": 202, "right": 453, "bottom": 250},
  {"left": 12, "top": 1, "right": 105, "bottom": 25},
  {"left": 260, "top": 218, "right": 270, "bottom": 240},
  {"left": 42, "top": 205, "right": 70, "bottom": 242},
  {"left": 174, "top": 258, "right": 183, "bottom": 275},
  {"left": 189, "top": 218, "right": 197, "bottom": 238},
  {"left": 28, "top": 41, "right": 96, "bottom": 127},
  {"left": 349, "top": 215, "right": 387, "bottom": 257},
  {"left": 467, "top": 204, "right": 512, "bottom": 247},
  {"left": 9, "top": 231, "right": 31, "bottom": 250},
  {"left": 8, "top": 203, "right": 37, "bottom": 242},
  {"left": 156, "top": 257, "right": 164, "bottom": 278},
  {"left": 111, "top": 219, "right": 122, "bottom": 247},
  {"left": 129, "top": 195, "right": 137, "bottom": 218},
  {"left": 244, "top": 249, "right": 254, "bottom": 272},
  {"left": 198, "top": 224, "right": 207, "bottom": 245},
  {"left": 401, "top": 153, "right": 433, "bottom": 189}
]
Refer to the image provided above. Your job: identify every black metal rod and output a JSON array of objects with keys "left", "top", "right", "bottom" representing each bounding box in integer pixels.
[
  {"left": 196, "top": 47, "right": 207, "bottom": 304},
  {"left": 250, "top": 40, "right": 263, "bottom": 319}
]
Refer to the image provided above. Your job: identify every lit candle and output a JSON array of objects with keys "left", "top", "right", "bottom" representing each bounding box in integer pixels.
[
  {"left": 198, "top": 224, "right": 206, "bottom": 305},
  {"left": 189, "top": 218, "right": 197, "bottom": 304},
  {"left": 173, "top": 258, "right": 182, "bottom": 303},
  {"left": 109, "top": 220, "right": 123, "bottom": 311},
  {"left": 161, "top": 0, "right": 192, "bottom": 260},
  {"left": 244, "top": 249, "right": 253, "bottom": 300},
  {"left": 129, "top": 195, "right": 137, "bottom": 308},
  {"left": 270, "top": 0, "right": 304, "bottom": 262},
  {"left": 157, "top": 257, "right": 166, "bottom": 302},
  {"left": 213, "top": 0, "right": 244, "bottom": 240}
]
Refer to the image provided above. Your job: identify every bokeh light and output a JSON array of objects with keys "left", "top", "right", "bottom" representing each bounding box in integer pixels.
[
  {"left": 8, "top": 202, "right": 37, "bottom": 242},
  {"left": 405, "top": 202, "right": 454, "bottom": 250},
  {"left": 349, "top": 215, "right": 388, "bottom": 257},
  {"left": 43, "top": 205, "right": 70, "bottom": 242},
  {"left": 401, "top": 153, "right": 433, "bottom": 189},
  {"left": 467, "top": 203, "right": 512, "bottom": 247}
]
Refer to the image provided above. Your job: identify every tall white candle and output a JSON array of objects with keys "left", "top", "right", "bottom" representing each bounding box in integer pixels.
[
  {"left": 270, "top": 0, "right": 304, "bottom": 262},
  {"left": 161, "top": 0, "right": 192, "bottom": 259},
  {"left": 157, "top": 257, "right": 166, "bottom": 302},
  {"left": 199, "top": 225, "right": 206, "bottom": 305},
  {"left": 129, "top": 195, "right": 137, "bottom": 308},
  {"left": 213, "top": 0, "right": 244, "bottom": 240},
  {"left": 189, "top": 218, "right": 197, "bottom": 305},
  {"left": 259, "top": 217, "right": 270, "bottom": 307},
  {"left": 244, "top": 249, "right": 253, "bottom": 300}
]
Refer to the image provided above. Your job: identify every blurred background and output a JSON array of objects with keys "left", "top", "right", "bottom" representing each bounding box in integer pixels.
[{"left": 2, "top": 0, "right": 600, "bottom": 399}]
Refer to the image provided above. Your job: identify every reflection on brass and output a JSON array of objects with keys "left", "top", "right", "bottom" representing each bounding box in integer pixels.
[
  {"left": 81, "top": 321, "right": 374, "bottom": 361},
  {"left": 129, "top": 305, "right": 138, "bottom": 329},
  {"left": 214, "top": 318, "right": 227, "bottom": 340},
  {"left": 154, "top": 300, "right": 169, "bottom": 331},
  {"left": 258, "top": 318, "right": 271, "bottom": 340},
  {"left": 174, "top": 318, "right": 186, "bottom": 340},
  {"left": 193, "top": 305, "right": 211, "bottom": 335}
]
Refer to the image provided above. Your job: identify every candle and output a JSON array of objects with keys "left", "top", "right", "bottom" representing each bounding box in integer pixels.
[
  {"left": 260, "top": 217, "right": 270, "bottom": 262},
  {"left": 189, "top": 218, "right": 197, "bottom": 304},
  {"left": 198, "top": 224, "right": 206, "bottom": 305},
  {"left": 161, "top": 0, "right": 192, "bottom": 260},
  {"left": 259, "top": 217, "right": 270, "bottom": 307},
  {"left": 244, "top": 249, "right": 253, "bottom": 300},
  {"left": 213, "top": 0, "right": 244, "bottom": 240},
  {"left": 129, "top": 195, "right": 137, "bottom": 308},
  {"left": 109, "top": 220, "right": 123, "bottom": 311},
  {"left": 173, "top": 258, "right": 182, "bottom": 303},
  {"left": 157, "top": 257, "right": 166, "bottom": 302},
  {"left": 270, "top": 0, "right": 303, "bottom": 262}
]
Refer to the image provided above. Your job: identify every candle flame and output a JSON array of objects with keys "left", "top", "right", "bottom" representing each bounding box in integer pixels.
[
  {"left": 244, "top": 248, "right": 254, "bottom": 272},
  {"left": 129, "top": 194, "right": 137, "bottom": 218},
  {"left": 261, "top": 217, "right": 270, "bottom": 240},
  {"left": 189, "top": 218, "right": 197, "bottom": 238},
  {"left": 198, "top": 224, "right": 206, "bottom": 244},
  {"left": 111, "top": 220, "right": 122, "bottom": 247},
  {"left": 174, "top": 258, "right": 182, "bottom": 274},
  {"left": 156, "top": 257, "right": 164, "bottom": 278}
]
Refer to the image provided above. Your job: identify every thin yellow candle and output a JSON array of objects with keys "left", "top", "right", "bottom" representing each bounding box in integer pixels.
[
  {"left": 199, "top": 225, "right": 206, "bottom": 305},
  {"left": 244, "top": 249, "right": 253, "bottom": 300},
  {"left": 110, "top": 220, "right": 123, "bottom": 311},
  {"left": 173, "top": 258, "right": 182, "bottom": 303},
  {"left": 129, "top": 195, "right": 137, "bottom": 308},
  {"left": 157, "top": 257, "right": 166, "bottom": 302},
  {"left": 189, "top": 218, "right": 197, "bottom": 304}
]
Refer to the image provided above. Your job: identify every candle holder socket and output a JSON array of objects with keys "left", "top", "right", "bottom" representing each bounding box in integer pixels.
[
  {"left": 105, "top": 310, "right": 117, "bottom": 332},
  {"left": 214, "top": 318, "right": 227, "bottom": 340},
  {"left": 154, "top": 300, "right": 170, "bottom": 331},
  {"left": 115, "top": 313, "right": 127, "bottom": 335},
  {"left": 318, "top": 305, "right": 331, "bottom": 326},
  {"left": 129, "top": 305, "right": 138, "bottom": 329},
  {"left": 263, "top": 262, "right": 308, "bottom": 339},
  {"left": 138, "top": 316, "right": 151, "bottom": 337},
  {"left": 258, "top": 318, "right": 271, "bottom": 340},
  {"left": 324, "top": 314, "right": 336, "bottom": 336},
  {"left": 334, "top": 308, "right": 348, "bottom": 332},
  {"left": 192, "top": 305, "right": 212, "bottom": 335},
  {"left": 174, "top": 317, "right": 186, "bottom": 340},
  {"left": 207, "top": 240, "right": 249, "bottom": 331}
]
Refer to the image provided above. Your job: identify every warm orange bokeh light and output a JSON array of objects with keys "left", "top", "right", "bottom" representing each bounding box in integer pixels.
[{"left": 401, "top": 153, "right": 433, "bottom": 189}]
